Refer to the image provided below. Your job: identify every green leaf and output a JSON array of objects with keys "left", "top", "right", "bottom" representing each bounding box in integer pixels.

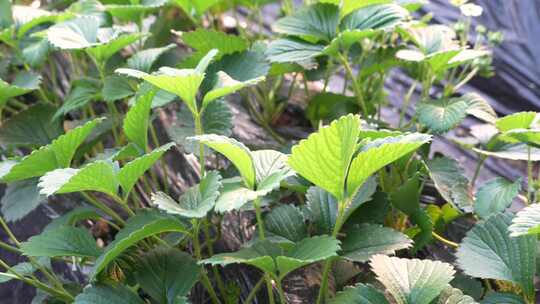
[
  {"left": 74, "top": 283, "right": 145, "bottom": 304},
  {"left": 495, "top": 112, "right": 537, "bottom": 132},
  {"left": 264, "top": 205, "right": 307, "bottom": 242},
  {"left": 341, "top": 224, "right": 412, "bottom": 262},
  {"left": 462, "top": 93, "right": 497, "bottom": 124},
  {"left": 178, "top": 29, "right": 248, "bottom": 67},
  {"left": 480, "top": 292, "right": 525, "bottom": 304},
  {"left": 347, "top": 133, "right": 431, "bottom": 197},
  {"left": 436, "top": 286, "right": 477, "bottom": 304},
  {"left": 21, "top": 226, "right": 101, "bottom": 258},
  {"left": 265, "top": 38, "right": 325, "bottom": 64},
  {"left": 329, "top": 283, "right": 389, "bottom": 304},
  {"left": 152, "top": 171, "right": 222, "bottom": 218},
  {"left": 92, "top": 210, "right": 188, "bottom": 279},
  {"left": 47, "top": 17, "right": 144, "bottom": 62},
  {"left": 274, "top": 3, "right": 340, "bottom": 42},
  {"left": 2, "top": 118, "right": 103, "bottom": 182},
  {"left": 370, "top": 255, "right": 455, "bottom": 304},
  {"left": 102, "top": 75, "right": 134, "bottom": 102},
  {"left": 202, "top": 235, "right": 340, "bottom": 279},
  {"left": 117, "top": 66, "right": 204, "bottom": 115},
  {"left": 456, "top": 213, "right": 536, "bottom": 301},
  {"left": 340, "top": 4, "right": 407, "bottom": 32},
  {"left": 509, "top": 203, "right": 540, "bottom": 237},
  {"left": 213, "top": 178, "right": 272, "bottom": 213},
  {"left": 417, "top": 99, "right": 468, "bottom": 134},
  {"left": 104, "top": 0, "right": 167, "bottom": 22},
  {"left": 0, "top": 104, "right": 63, "bottom": 149},
  {"left": 0, "top": 0, "right": 12, "bottom": 29},
  {"left": 55, "top": 79, "right": 100, "bottom": 118},
  {"left": 38, "top": 161, "right": 118, "bottom": 197},
  {"left": 390, "top": 175, "right": 433, "bottom": 250},
  {"left": 207, "top": 44, "right": 270, "bottom": 81},
  {"left": 166, "top": 100, "right": 232, "bottom": 154},
  {"left": 45, "top": 206, "right": 101, "bottom": 231},
  {"left": 1, "top": 178, "right": 46, "bottom": 222},
  {"left": 202, "top": 71, "right": 264, "bottom": 108},
  {"left": 134, "top": 248, "right": 200, "bottom": 304},
  {"left": 289, "top": 114, "right": 361, "bottom": 200},
  {"left": 54, "top": 118, "right": 104, "bottom": 167},
  {"left": 427, "top": 156, "right": 473, "bottom": 212},
  {"left": 127, "top": 43, "right": 176, "bottom": 73},
  {"left": 118, "top": 143, "right": 174, "bottom": 195},
  {"left": 305, "top": 92, "right": 359, "bottom": 123},
  {"left": 191, "top": 134, "right": 255, "bottom": 189},
  {"left": 305, "top": 186, "right": 337, "bottom": 234},
  {"left": 123, "top": 90, "right": 153, "bottom": 150},
  {"left": 22, "top": 38, "right": 51, "bottom": 68},
  {"left": 172, "top": 0, "right": 221, "bottom": 18},
  {"left": 0, "top": 71, "right": 40, "bottom": 106},
  {"left": 474, "top": 177, "right": 521, "bottom": 219}
]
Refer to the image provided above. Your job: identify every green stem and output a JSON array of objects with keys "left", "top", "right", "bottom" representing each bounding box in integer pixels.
[
  {"left": 244, "top": 277, "right": 265, "bottom": 304},
  {"left": 527, "top": 145, "right": 533, "bottom": 204},
  {"left": 254, "top": 197, "right": 265, "bottom": 240},
  {"left": 275, "top": 277, "right": 287, "bottom": 303},
  {"left": 149, "top": 121, "right": 169, "bottom": 193},
  {"left": 316, "top": 199, "right": 347, "bottom": 304},
  {"left": 81, "top": 192, "right": 126, "bottom": 226},
  {"left": 194, "top": 112, "right": 206, "bottom": 176},
  {"left": 471, "top": 156, "right": 486, "bottom": 187},
  {"left": 0, "top": 241, "right": 20, "bottom": 254},
  {"left": 0, "top": 216, "right": 20, "bottom": 246},
  {"left": 338, "top": 53, "right": 368, "bottom": 118},
  {"left": 398, "top": 81, "right": 417, "bottom": 128},
  {"left": 265, "top": 274, "right": 276, "bottom": 304},
  {"left": 193, "top": 220, "right": 221, "bottom": 304},
  {"left": 203, "top": 220, "right": 228, "bottom": 299}
]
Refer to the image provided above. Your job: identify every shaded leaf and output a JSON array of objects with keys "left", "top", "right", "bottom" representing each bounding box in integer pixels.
[
  {"left": 274, "top": 3, "right": 340, "bottom": 42},
  {"left": 264, "top": 204, "right": 306, "bottom": 242},
  {"left": 342, "top": 224, "right": 412, "bottom": 262},
  {"left": 1, "top": 178, "right": 46, "bottom": 222},
  {"left": 74, "top": 283, "right": 144, "bottom": 304},
  {"left": 329, "top": 283, "right": 389, "bottom": 304},
  {"left": 21, "top": 226, "right": 101, "bottom": 258},
  {"left": 427, "top": 156, "right": 473, "bottom": 212},
  {"left": 474, "top": 177, "right": 521, "bottom": 219}
]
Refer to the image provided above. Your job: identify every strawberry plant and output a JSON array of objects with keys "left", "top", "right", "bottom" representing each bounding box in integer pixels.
[{"left": 2, "top": 0, "right": 539, "bottom": 303}]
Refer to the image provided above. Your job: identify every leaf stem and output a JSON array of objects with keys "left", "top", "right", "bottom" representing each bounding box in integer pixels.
[
  {"left": 338, "top": 53, "right": 368, "bottom": 118},
  {"left": 82, "top": 192, "right": 126, "bottom": 226},
  {"left": 432, "top": 232, "right": 458, "bottom": 248},
  {"left": 194, "top": 112, "right": 206, "bottom": 176},
  {"left": 244, "top": 277, "right": 265, "bottom": 303},
  {"left": 192, "top": 220, "right": 221, "bottom": 304},
  {"left": 253, "top": 197, "right": 265, "bottom": 240},
  {"left": 527, "top": 145, "right": 534, "bottom": 204}
]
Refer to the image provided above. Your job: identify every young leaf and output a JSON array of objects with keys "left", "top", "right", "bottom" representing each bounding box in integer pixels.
[
  {"left": 190, "top": 134, "right": 255, "bottom": 189},
  {"left": 55, "top": 80, "right": 100, "bottom": 118},
  {"left": 0, "top": 72, "right": 41, "bottom": 108},
  {"left": 509, "top": 203, "right": 540, "bottom": 237},
  {"left": 341, "top": 224, "right": 412, "bottom": 262},
  {"left": 117, "top": 143, "right": 174, "bottom": 195},
  {"left": 151, "top": 171, "right": 222, "bottom": 218},
  {"left": 329, "top": 283, "right": 389, "bottom": 304},
  {"left": 495, "top": 111, "right": 538, "bottom": 132},
  {"left": 264, "top": 205, "right": 307, "bottom": 242},
  {"left": 289, "top": 114, "right": 361, "bottom": 200},
  {"left": 123, "top": 90, "right": 154, "bottom": 150},
  {"left": 116, "top": 66, "right": 205, "bottom": 115},
  {"left": 474, "top": 177, "right": 521, "bottom": 219},
  {"left": 38, "top": 161, "right": 118, "bottom": 197},
  {"left": 134, "top": 248, "right": 200, "bottom": 304},
  {"left": 274, "top": 3, "right": 340, "bottom": 42},
  {"left": 347, "top": 133, "right": 431, "bottom": 197},
  {"left": 213, "top": 178, "right": 272, "bottom": 213},
  {"left": 21, "top": 226, "right": 101, "bottom": 258},
  {"left": 92, "top": 210, "right": 188, "bottom": 278},
  {"left": 370, "top": 255, "right": 455, "bottom": 304},
  {"left": 456, "top": 213, "right": 536, "bottom": 301},
  {"left": 74, "top": 283, "right": 145, "bottom": 304},
  {"left": 202, "top": 72, "right": 264, "bottom": 108}
]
